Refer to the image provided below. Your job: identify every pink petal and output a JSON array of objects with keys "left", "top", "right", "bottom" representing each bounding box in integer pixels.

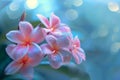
[
  {"left": 43, "top": 28, "right": 51, "bottom": 34},
  {"left": 72, "top": 48, "right": 85, "bottom": 64},
  {"left": 6, "top": 30, "right": 24, "bottom": 43},
  {"left": 5, "top": 61, "right": 22, "bottom": 75},
  {"left": 20, "top": 65, "right": 33, "bottom": 80},
  {"left": 40, "top": 44, "right": 53, "bottom": 54},
  {"left": 29, "top": 55, "right": 43, "bottom": 67},
  {"left": 37, "top": 14, "right": 50, "bottom": 28},
  {"left": 72, "top": 53, "right": 82, "bottom": 64},
  {"left": 30, "top": 26, "right": 44, "bottom": 43},
  {"left": 28, "top": 43, "right": 44, "bottom": 66},
  {"left": 41, "top": 28, "right": 47, "bottom": 36},
  {"left": 59, "top": 24, "right": 71, "bottom": 32},
  {"left": 51, "top": 30, "right": 63, "bottom": 35},
  {"left": 48, "top": 53, "right": 63, "bottom": 69},
  {"left": 45, "top": 35, "right": 57, "bottom": 48},
  {"left": 11, "top": 44, "right": 29, "bottom": 60},
  {"left": 67, "top": 32, "right": 73, "bottom": 43},
  {"left": 56, "top": 35, "right": 69, "bottom": 48},
  {"left": 50, "top": 13, "right": 60, "bottom": 28},
  {"left": 74, "top": 36, "right": 80, "bottom": 47},
  {"left": 19, "top": 21, "right": 33, "bottom": 37},
  {"left": 78, "top": 48, "right": 86, "bottom": 60},
  {"left": 59, "top": 49, "right": 71, "bottom": 63},
  {"left": 6, "top": 44, "right": 16, "bottom": 59},
  {"left": 58, "top": 25, "right": 72, "bottom": 36}
]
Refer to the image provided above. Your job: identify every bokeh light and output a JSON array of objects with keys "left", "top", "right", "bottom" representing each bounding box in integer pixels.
[
  {"left": 26, "top": 0, "right": 38, "bottom": 9},
  {"left": 65, "top": 9, "right": 78, "bottom": 21},
  {"left": 97, "top": 25, "right": 109, "bottom": 37},
  {"left": 111, "top": 42, "right": 120, "bottom": 53},
  {"left": 108, "top": 2, "right": 119, "bottom": 12},
  {"left": 9, "top": 1, "right": 19, "bottom": 11},
  {"left": 73, "top": 0, "right": 83, "bottom": 7},
  {"left": 6, "top": 0, "right": 24, "bottom": 19}
]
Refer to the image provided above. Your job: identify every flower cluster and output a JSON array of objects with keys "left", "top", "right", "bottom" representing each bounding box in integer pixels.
[{"left": 5, "top": 13, "right": 85, "bottom": 79}]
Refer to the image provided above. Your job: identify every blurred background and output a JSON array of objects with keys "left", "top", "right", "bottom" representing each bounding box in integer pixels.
[{"left": 0, "top": 0, "right": 120, "bottom": 80}]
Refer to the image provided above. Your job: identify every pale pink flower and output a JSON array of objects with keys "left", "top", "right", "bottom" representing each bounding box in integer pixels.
[
  {"left": 41, "top": 35, "right": 71, "bottom": 69},
  {"left": 6, "top": 21, "right": 44, "bottom": 60},
  {"left": 68, "top": 35, "right": 85, "bottom": 64},
  {"left": 37, "top": 13, "right": 71, "bottom": 35},
  {"left": 5, "top": 54, "right": 42, "bottom": 80}
]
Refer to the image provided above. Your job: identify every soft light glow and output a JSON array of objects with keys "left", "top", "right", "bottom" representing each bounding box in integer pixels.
[
  {"left": 111, "top": 34, "right": 118, "bottom": 41},
  {"left": 113, "top": 26, "right": 119, "bottom": 33},
  {"left": 26, "top": 0, "right": 38, "bottom": 9},
  {"left": 7, "top": 1, "right": 24, "bottom": 19},
  {"left": 108, "top": 2, "right": 119, "bottom": 12},
  {"left": 9, "top": 2, "right": 19, "bottom": 11},
  {"left": 65, "top": 9, "right": 78, "bottom": 20},
  {"left": 73, "top": 0, "right": 83, "bottom": 7},
  {"left": 64, "top": 0, "right": 72, "bottom": 7},
  {"left": 97, "top": 26, "right": 109, "bottom": 37},
  {"left": 111, "top": 42, "right": 120, "bottom": 53},
  {"left": 41, "top": 5, "right": 52, "bottom": 13}
]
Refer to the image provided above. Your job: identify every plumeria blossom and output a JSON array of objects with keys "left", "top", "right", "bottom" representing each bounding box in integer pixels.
[
  {"left": 41, "top": 35, "right": 71, "bottom": 69},
  {"left": 6, "top": 21, "right": 44, "bottom": 60},
  {"left": 5, "top": 54, "right": 42, "bottom": 80},
  {"left": 68, "top": 35, "right": 86, "bottom": 64},
  {"left": 5, "top": 13, "right": 86, "bottom": 79},
  {"left": 37, "top": 13, "right": 71, "bottom": 35}
]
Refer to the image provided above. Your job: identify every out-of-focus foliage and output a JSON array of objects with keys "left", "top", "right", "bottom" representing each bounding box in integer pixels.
[{"left": 0, "top": 0, "right": 120, "bottom": 80}]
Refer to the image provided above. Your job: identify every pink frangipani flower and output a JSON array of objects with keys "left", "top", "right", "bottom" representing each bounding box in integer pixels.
[
  {"left": 5, "top": 12, "right": 86, "bottom": 80},
  {"left": 68, "top": 35, "right": 85, "bottom": 64},
  {"left": 6, "top": 21, "right": 44, "bottom": 60},
  {"left": 5, "top": 54, "right": 42, "bottom": 80},
  {"left": 41, "top": 35, "right": 71, "bottom": 69},
  {"left": 37, "top": 13, "right": 71, "bottom": 35}
]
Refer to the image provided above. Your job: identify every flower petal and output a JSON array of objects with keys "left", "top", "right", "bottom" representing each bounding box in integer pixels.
[
  {"left": 72, "top": 53, "right": 82, "bottom": 64},
  {"left": 59, "top": 24, "right": 71, "bottom": 32},
  {"left": 29, "top": 55, "right": 43, "bottom": 67},
  {"left": 50, "top": 13, "right": 60, "bottom": 28},
  {"left": 48, "top": 53, "right": 63, "bottom": 69},
  {"left": 6, "top": 44, "right": 29, "bottom": 60},
  {"left": 19, "top": 21, "right": 33, "bottom": 37},
  {"left": 6, "top": 44, "right": 16, "bottom": 59},
  {"left": 20, "top": 65, "right": 33, "bottom": 80},
  {"left": 5, "top": 61, "right": 22, "bottom": 75},
  {"left": 59, "top": 49, "right": 71, "bottom": 63},
  {"left": 78, "top": 48, "right": 86, "bottom": 60},
  {"left": 43, "top": 28, "right": 51, "bottom": 33},
  {"left": 40, "top": 44, "right": 53, "bottom": 54},
  {"left": 31, "top": 26, "right": 44, "bottom": 43},
  {"left": 28, "top": 43, "right": 44, "bottom": 66},
  {"left": 6, "top": 30, "right": 24, "bottom": 43},
  {"left": 51, "top": 30, "right": 63, "bottom": 35},
  {"left": 58, "top": 25, "right": 72, "bottom": 36},
  {"left": 72, "top": 48, "right": 85, "bottom": 64},
  {"left": 74, "top": 36, "right": 80, "bottom": 47},
  {"left": 56, "top": 35, "right": 69, "bottom": 48},
  {"left": 45, "top": 35, "right": 57, "bottom": 48},
  {"left": 37, "top": 14, "right": 50, "bottom": 28}
]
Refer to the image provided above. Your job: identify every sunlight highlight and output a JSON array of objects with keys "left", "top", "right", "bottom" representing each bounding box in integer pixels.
[
  {"left": 65, "top": 9, "right": 78, "bottom": 20},
  {"left": 108, "top": 2, "right": 119, "bottom": 12},
  {"left": 73, "top": 0, "right": 83, "bottom": 7},
  {"left": 111, "top": 42, "right": 120, "bottom": 53},
  {"left": 26, "top": 0, "right": 38, "bottom": 9},
  {"left": 9, "top": 2, "right": 19, "bottom": 11}
]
